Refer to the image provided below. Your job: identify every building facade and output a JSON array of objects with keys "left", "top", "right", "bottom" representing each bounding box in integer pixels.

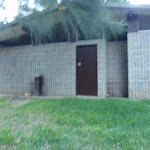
[{"left": 0, "top": 3, "right": 150, "bottom": 99}]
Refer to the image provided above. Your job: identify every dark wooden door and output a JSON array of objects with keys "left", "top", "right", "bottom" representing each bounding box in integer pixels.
[{"left": 76, "top": 45, "right": 97, "bottom": 96}]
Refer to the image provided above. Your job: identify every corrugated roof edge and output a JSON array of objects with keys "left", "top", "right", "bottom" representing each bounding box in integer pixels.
[{"left": 106, "top": 2, "right": 150, "bottom": 9}]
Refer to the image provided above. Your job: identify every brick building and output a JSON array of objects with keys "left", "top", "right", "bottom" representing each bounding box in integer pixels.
[{"left": 0, "top": 3, "right": 150, "bottom": 99}]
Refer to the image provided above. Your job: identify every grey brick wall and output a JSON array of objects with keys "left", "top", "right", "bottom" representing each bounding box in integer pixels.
[
  {"left": 107, "top": 41, "right": 128, "bottom": 97},
  {"left": 0, "top": 39, "right": 107, "bottom": 97},
  {"left": 0, "top": 43, "right": 76, "bottom": 96},
  {"left": 128, "top": 30, "right": 150, "bottom": 99}
]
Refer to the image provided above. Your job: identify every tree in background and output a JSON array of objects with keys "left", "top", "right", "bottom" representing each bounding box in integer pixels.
[
  {"left": 1, "top": 0, "right": 127, "bottom": 43},
  {"left": 0, "top": 0, "right": 5, "bottom": 9}
]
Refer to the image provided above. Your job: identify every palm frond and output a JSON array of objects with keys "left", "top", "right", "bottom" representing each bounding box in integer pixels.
[{"left": 14, "top": 0, "right": 126, "bottom": 44}]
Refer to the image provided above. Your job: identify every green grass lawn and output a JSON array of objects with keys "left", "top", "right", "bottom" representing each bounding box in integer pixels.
[{"left": 0, "top": 98, "right": 150, "bottom": 150}]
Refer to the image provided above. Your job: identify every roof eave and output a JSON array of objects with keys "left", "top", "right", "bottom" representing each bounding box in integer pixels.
[{"left": 106, "top": 2, "right": 150, "bottom": 9}]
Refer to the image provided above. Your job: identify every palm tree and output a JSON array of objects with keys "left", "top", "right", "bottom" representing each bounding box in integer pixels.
[{"left": 14, "top": 0, "right": 127, "bottom": 44}]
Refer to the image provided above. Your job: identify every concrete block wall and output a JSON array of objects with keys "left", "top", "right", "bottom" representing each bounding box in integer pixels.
[
  {"left": 0, "top": 39, "right": 107, "bottom": 97},
  {"left": 0, "top": 43, "right": 76, "bottom": 96},
  {"left": 128, "top": 30, "right": 150, "bottom": 99},
  {"left": 107, "top": 41, "right": 128, "bottom": 97}
]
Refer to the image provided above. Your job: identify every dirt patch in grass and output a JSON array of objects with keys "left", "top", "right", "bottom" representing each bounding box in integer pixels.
[
  {"left": 0, "top": 96, "right": 35, "bottom": 106},
  {"left": 10, "top": 99, "right": 34, "bottom": 106},
  {"left": 0, "top": 95, "right": 63, "bottom": 106}
]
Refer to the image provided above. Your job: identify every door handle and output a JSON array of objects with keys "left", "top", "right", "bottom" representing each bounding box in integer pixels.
[{"left": 77, "top": 62, "right": 81, "bottom": 66}]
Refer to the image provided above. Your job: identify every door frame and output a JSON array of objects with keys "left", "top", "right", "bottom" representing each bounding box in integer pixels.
[{"left": 76, "top": 44, "right": 98, "bottom": 96}]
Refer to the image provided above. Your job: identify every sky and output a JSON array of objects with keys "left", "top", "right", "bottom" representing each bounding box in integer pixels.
[{"left": 0, "top": 0, "right": 150, "bottom": 22}]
